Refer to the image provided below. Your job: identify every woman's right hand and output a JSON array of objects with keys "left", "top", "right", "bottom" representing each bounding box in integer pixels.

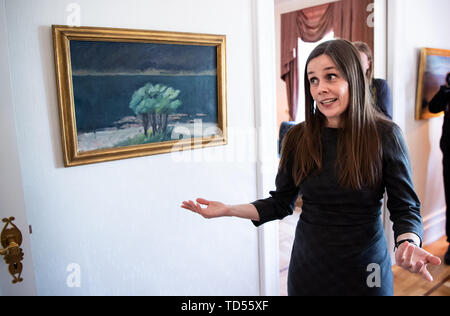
[{"left": 181, "top": 198, "right": 230, "bottom": 219}]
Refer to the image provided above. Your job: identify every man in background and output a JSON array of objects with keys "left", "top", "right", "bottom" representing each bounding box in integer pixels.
[{"left": 429, "top": 72, "right": 450, "bottom": 265}]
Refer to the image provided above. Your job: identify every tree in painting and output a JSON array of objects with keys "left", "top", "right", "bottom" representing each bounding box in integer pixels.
[{"left": 129, "top": 83, "right": 182, "bottom": 137}]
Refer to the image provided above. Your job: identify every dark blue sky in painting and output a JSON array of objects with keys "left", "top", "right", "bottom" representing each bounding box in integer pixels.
[{"left": 70, "top": 40, "right": 217, "bottom": 74}]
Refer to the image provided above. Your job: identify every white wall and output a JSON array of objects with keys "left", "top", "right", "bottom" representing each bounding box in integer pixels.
[
  {"left": 4, "top": 0, "right": 263, "bottom": 295},
  {"left": 388, "top": 0, "right": 450, "bottom": 245}
]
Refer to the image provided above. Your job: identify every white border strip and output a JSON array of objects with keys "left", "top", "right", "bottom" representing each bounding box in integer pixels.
[{"left": 252, "top": 0, "right": 280, "bottom": 296}]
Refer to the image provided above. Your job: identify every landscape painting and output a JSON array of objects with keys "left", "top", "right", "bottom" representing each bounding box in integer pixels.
[
  {"left": 53, "top": 26, "right": 227, "bottom": 166},
  {"left": 416, "top": 48, "right": 450, "bottom": 120}
]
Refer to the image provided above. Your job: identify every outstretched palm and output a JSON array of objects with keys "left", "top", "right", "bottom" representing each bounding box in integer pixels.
[{"left": 181, "top": 198, "right": 229, "bottom": 219}]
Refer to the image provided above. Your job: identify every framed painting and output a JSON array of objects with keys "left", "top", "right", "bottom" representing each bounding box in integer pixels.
[
  {"left": 415, "top": 47, "right": 450, "bottom": 120},
  {"left": 52, "top": 25, "right": 227, "bottom": 167}
]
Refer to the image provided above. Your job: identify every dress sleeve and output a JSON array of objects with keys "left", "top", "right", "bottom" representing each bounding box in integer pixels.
[
  {"left": 382, "top": 124, "right": 424, "bottom": 246},
  {"left": 250, "top": 158, "right": 300, "bottom": 227}
]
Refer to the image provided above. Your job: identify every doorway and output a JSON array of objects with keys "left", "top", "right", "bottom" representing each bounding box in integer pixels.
[{"left": 274, "top": 0, "right": 385, "bottom": 295}]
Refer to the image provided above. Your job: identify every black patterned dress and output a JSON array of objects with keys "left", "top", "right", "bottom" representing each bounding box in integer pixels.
[{"left": 251, "top": 124, "right": 423, "bottom": 296}]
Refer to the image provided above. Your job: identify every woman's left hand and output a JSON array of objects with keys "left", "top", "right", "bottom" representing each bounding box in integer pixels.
[{"left": 395, "top": 242, "right": 441, "bottom": 282}]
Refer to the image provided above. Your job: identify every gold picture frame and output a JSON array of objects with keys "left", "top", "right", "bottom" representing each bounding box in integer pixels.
[
  {"left": 415, "top": 47, "right": 450, "bottom": 120},
  {"left": 52, "top": 25, "right": 227, "bottom": 167}
]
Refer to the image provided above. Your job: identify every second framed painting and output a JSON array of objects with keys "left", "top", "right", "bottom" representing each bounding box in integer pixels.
[
  {"left": 53, "top": 25, "right": 227, "bottom": 167},
  {"left": 415, "top": 47, "right": 450, "bottom": 120}
]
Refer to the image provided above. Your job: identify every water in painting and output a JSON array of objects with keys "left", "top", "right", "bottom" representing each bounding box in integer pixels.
[{"left": 70, "top": 40, "right": 219, "bottom": 152}]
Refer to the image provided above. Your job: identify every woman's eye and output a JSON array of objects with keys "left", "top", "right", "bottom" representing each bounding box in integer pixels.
[
  {"left": 327, "top": 74, "right": 337, "bottom": 80},
  {"left": 309, "top": 78, "right": 318, "bottom": 84}
]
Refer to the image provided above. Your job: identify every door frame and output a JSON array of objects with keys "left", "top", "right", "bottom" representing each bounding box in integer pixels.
[
  {"left": 0, "top": 0, "right": 37, "bottom": 296},
  {"left": 253, "top": 0, "right": 391, "bottom": 296},
  {"left": 252, "top": 0, "right": 280, "bottom": 296}
]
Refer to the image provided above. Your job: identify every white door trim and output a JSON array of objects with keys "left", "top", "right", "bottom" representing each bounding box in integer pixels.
[
  {"left": 251, "top": 0, "right": 280, "bottom": 296},
  {"left": 0, "top": 0, "right": 37, "bottom": 296}
]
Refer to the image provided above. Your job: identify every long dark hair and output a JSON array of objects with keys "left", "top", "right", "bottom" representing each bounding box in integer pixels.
[{"left": 280, "top": 39, "right": 390, "bottom": 190}]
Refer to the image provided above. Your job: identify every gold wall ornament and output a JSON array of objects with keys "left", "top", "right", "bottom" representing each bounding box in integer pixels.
[
  {"left": 52, "top": 25, "right": 228, "bottom": 167},
  {"left": 0, "top": 217, "right": 24, "bottom": 284}
]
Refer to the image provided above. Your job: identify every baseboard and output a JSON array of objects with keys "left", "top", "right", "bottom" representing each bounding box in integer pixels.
[{"left": 423, "top": 207, "right": 446, "bottom": 246}]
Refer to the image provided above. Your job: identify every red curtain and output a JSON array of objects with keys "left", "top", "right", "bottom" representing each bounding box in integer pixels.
[{"left": 281, "top": 0, "right": 374, "bottom": 121}]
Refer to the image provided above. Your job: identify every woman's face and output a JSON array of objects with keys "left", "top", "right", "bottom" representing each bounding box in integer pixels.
[{"left": 307, "top": 54, "right": 350, "bottom": 128}]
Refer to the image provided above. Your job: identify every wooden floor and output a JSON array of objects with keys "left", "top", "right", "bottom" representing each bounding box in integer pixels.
[{"left": 279, "top": 211, "right": 450, "bottom": 296}]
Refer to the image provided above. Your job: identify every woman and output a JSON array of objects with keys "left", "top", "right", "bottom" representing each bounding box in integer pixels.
[
  {"left": 353, "top": 41, "right": 392, "bottom": 120},
  {"left": 181, "top": 39, "right": 440, "bottom": 296}
]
